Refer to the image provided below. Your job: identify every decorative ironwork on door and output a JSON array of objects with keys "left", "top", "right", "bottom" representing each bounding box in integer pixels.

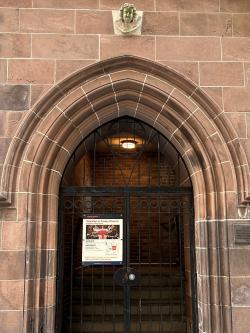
[{"left": 56, "top": 117, "right": 197, "bottom": 333}]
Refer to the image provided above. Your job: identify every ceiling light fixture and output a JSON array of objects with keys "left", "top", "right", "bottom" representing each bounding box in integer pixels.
[{"left": 121, "top": 139, "right": 137, "bottom": 149}]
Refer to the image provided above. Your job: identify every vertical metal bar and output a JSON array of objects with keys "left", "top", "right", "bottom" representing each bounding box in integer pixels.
[
  {"left": 125, "top": 194, "right": 130, "bottom": 269},
  {"left": 102, "top": 265, "right": 105, "bottom": 333},
  {"left": 158, "top": 195, "right": 163, "bottom": 333},
  {"left": 124, "top": 194, "right": 131, "bottom": 333},
  {"left": 148, "top": 152, "right": 151, "bottom": 186},
  {"left": 124, "top": 284, "right": 131, "bottom": 333},
  {"left": 93, "top": 131, "right": 96, "bottom": 186},
  {"left": 168, "top": 210, "right": 172, "bottom": 273},
  {"left": 69, "top": 196, "right": 75, "bottom": 333},
  {"left": 80, "top": 261, "right": 83, "bottom": 333},
  {"left": 157, "top": 133, "right": 162, "bottom": 333},
  {"left": 147, "top": 195, "right": 153, "bottom": 333},
  {"left": 91, "top": 265, "right": 94, "bottom": 333},
  {"left": 178, "top": 207, "right": 184, "bottom": 321},
  {"left": 112, "top": 152, "right": 115, "bottom": 186},
  {"left": 111, "top": 197, "right": 116, "bottom": 333},
  {"left": 157, "top": 133, "right": 161, "bottom": 187},
  {"left": 91, "top": 196, "right": 95, "bottom": 333},
  {"left": 81, "top": 159, "right": 84, "bottom": 333},
  {"left": 103, "top": 157, "right": 106, "bottom": 186},
  {"left": 112, "top": 264, "right": 116, "bottom": 333},
  {"left": 138, "top": 197, "right": 142, "bottom": 333},
  {"left": 177, "top": 153, "right": 180, "bottom": 187},
  {"left": 138, "top": 157, "right": 140, "bottom": 186}
]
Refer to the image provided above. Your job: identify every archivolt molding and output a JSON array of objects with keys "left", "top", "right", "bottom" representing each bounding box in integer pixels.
[
  {"left": 0, "top": 55, "right": 249, "bottom": 209},
  {"left": 0, "top": 55, "right": 246, "bottom": 332}
]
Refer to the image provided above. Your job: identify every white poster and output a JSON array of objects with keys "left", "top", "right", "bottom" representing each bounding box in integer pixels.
[{"left": 82, "top": 214, "right": 123, "bottom": 264}]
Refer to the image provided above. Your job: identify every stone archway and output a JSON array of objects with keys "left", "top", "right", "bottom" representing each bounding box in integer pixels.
[{"left": 0, "top": 55, "right": 249, "bottom": 333}]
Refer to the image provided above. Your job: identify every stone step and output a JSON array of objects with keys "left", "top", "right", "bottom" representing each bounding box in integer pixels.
[
  {"left": 66, "top": 319, "right": 187, "bottom": 333},
  {"left": 72, "top": 287, "right": 182, "bottom": 301},
  {"left": 72, "top": 302, "right": 185, "bottom": 316}
]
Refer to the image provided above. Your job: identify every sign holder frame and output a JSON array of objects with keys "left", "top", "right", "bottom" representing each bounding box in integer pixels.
[{"left": 81, "top": 213, "right": 124, "bottom": 266}]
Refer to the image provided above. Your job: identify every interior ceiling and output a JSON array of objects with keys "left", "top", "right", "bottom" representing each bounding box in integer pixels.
[{"left": 63, "top": 117, "right": 191, "bottom": 185}]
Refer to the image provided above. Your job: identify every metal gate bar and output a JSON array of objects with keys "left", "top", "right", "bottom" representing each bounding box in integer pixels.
[
  {"left": 56, "top": 117, "right": 198, "bottom": 333},
  {"left": 57, "top": 189, "right": 196, "bottom": 333},
  {"left": 60, "top": 186, "right": 193, "bottom": 196}
]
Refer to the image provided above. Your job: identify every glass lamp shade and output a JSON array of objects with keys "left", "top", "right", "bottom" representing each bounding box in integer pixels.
[{"left": 121, "top": 139, "right": 137, "bottom": 149}]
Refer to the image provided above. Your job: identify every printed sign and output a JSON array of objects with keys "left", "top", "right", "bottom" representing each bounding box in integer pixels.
[{"left": 82, "top": 214, "right": 123, "bottom": 265}]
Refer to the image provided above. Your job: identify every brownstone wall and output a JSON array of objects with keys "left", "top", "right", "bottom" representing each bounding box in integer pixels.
[
  {"left": 0, "top": 1, "right": 250, "bottom": 178},
  {"left": 0, "top": 1, "right": 250, "bottom": 333}
]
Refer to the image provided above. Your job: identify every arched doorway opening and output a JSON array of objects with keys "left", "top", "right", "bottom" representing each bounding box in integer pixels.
[
  {"left": 57, "top": 116, "right": 197, "bottom": 333},
  {"left": 1, "top": 55, "right": 249, "bottom": 333}
]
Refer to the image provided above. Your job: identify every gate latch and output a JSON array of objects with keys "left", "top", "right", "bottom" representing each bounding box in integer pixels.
[{"left": 114, "top": 267, "right": 140, "bottom": 286}]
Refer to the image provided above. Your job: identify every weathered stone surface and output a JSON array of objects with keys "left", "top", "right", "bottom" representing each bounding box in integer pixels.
[
  {"left": 0, "top": 0, "right": 248, "bottom": 329},
  {"left": 76, "top": 10, "right": 113, "bottom": 34},
  {"left": 226, "top": 113, "right": 247, "bottom": 138},
  {"left": 233, "top": 14, "right": 250, "bottom": 37},
  {"left": 0, "top": 59, "right": 7, "bottom": 83},
  {"left": 100, "top": 0, "right": 155, "bottom": 10},
  {"left": 101, "top": 36, "right": 155, "bottom": 60},
  {"left": 8, "top": 59, "right": 55, "bottom": 84},
  {"left": 20, "top": 9, "right": 74, "bottom": 33},
  {"left": 232, "top": 308, "right": 250, "bottom": 333},
  {"left": 221, "top": 0, "right": 250, "bottom": 12},
  {"left": 0, "top": 111, "right": 5, "bottom": 136},
  {"left": 245, "top": 62, "right": 250, "bottom": 87},
  {"left": 0, "top": 311, "right": 23, "bottom": 333},
  {"left": 230, "top": 248, "right": 250, "bottom": 276},
  {"left": 0, "top": 34, "right": 30, "bottom": 58},
  {"left": 6, "top": 111, "right": 24, "bottom": 136},
  {"left": 202, "top": 87, "right": 223, "bottom": 108},
  {"left": 247, "top": 113, "right": 250, "bottom": 138},
  {"left": 0, "top": 138, "right": 12, "bottom": 163},
  {"left": 30, "top": 84, "right": 52, "bottom": 106},
  {"left": 56, "top": 59, "right": 96, "bottom": 82},
  {"left": 0, "top": 0, "right": 31, "bottom": 6},
  {"left": 232, "top": 278, "right": 250, "bottom": 306},
  {"left": 222, "top": 38, "right": 250, "bottom": 61},
  {"left": 0, "top": 85, "right": 29, "bottom": 110},
  {"left": 224, "top": 87, "right": 250, "bottom": 112},
  {"left": 0, "top": 251, "right": 25, "bottom": 279},
  {"left": 0, "top": 280, "right": 24, "bottom": 310},
  {"left": 33, "top": 0, "right": 98, "bottom": 9},
  {"left": 156, "top": 37, "right": 221, "bottom": 61},
  {"left": 156, "top": 0, "right": 219, "bottom": 12},
  {"left": 32, "top": 34, "right": 99, "bottom": 60},
  {"left": 142, "top": 12, "right": 179, "bottom": 35},
  {"left": 199, "top": 62, "right": 244, "bottom": 86},
  {"left": 0, "top": 8, "right": 19, "bottom": 32},
  {"left": 159, "top": 61, "right": 199, "bottom": 83},
  {"left": 2, "top": 222, "right": 27, "bottom": 250},
  {"left": 180, "top": 13, "right": 232, "bottom": 36}
]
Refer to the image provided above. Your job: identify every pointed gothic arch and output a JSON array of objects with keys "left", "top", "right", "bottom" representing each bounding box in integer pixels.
[{"left": 0, "top": 55, "right": 249, "bottom": 332}]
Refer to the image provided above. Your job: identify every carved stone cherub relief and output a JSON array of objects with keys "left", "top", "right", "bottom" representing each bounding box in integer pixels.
[{"left": 112, "top": 3, "right": 143, "bottom": 35}]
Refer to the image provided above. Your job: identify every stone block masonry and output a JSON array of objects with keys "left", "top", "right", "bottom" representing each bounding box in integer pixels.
[{"left": 0, "top": 1, "right": 249, "bottom": 333}]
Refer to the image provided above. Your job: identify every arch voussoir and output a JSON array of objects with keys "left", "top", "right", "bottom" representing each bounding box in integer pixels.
[{"left": 1, "top": 55, "right": 249, "bottom": 333}]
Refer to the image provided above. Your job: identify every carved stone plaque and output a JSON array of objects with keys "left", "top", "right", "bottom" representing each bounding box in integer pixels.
[{"left": 234, "top": 224, "right": 250, "bottom": 245}]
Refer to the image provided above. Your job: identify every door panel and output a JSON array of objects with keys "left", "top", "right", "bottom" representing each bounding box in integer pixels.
[{"left": 57, "top": 190, "right": 193, "bottom": 333}]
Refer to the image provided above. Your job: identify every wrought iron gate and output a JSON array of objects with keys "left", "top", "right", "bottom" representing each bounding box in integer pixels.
[
  {"left": 56, "top": 117, "right": 197, "bottom": 333},
  {"left": 57, "top": 187, "right": 196, "bottom": 333}
]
